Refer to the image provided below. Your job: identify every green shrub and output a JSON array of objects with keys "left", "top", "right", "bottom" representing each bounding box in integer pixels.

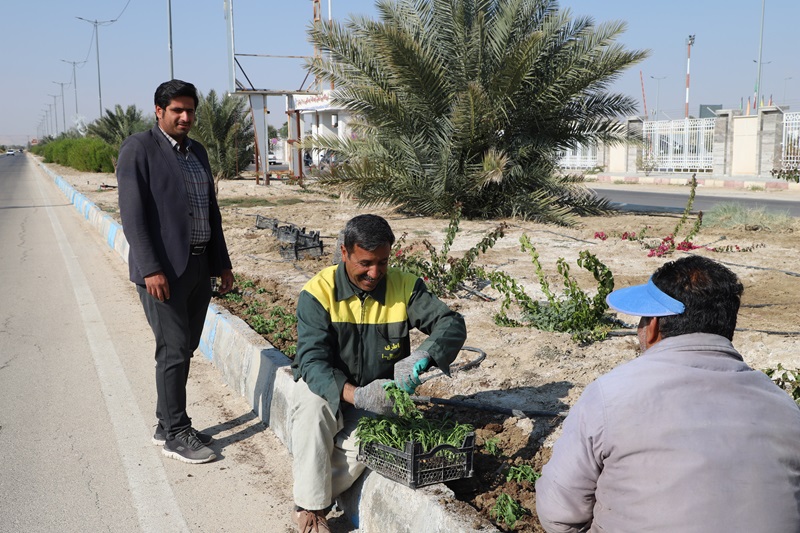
[
  {"left": 35, "top": 137, "right": 116, "bottom": 172},
  {"left": 483, "top": 236, "right": 617, "bottom": 343},
  {"left": 390, "top": 205, "right": 506, "bottom": 297}
]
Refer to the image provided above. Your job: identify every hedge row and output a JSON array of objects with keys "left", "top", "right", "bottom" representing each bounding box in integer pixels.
[{"left": 31, "top": 138, "right": 116, "bottom": 173}]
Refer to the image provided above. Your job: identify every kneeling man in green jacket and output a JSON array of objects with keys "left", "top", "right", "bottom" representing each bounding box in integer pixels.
[{"left": 289, "top": 214, "right": 467, "bottom": 533}]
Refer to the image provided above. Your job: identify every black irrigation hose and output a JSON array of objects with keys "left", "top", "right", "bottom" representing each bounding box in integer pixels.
[
  {"left": 609, "top": 327, "right": 799, "bottom": 337},
  {"left": 412, "top": 395, "right": 567, "bottom": 419},
  {"left": 419, "top": 346, "right": 487, "bottom": 384},
  {"left": 711, "top": 258, "right": 800, "bottom": 278}
]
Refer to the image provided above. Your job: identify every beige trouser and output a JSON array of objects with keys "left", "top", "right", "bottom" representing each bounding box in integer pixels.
[{"left": 290, "top": 378, "right": 367, "bottom": 511}]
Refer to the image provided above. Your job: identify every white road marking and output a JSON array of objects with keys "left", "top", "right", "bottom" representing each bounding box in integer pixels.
[{"left": 35, "top": 176, "right": 190, "bottom": 533}]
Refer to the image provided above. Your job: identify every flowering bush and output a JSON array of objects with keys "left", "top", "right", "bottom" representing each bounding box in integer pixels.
[{"left": 594, "top": 176, "right": 705, "bottom": 258}]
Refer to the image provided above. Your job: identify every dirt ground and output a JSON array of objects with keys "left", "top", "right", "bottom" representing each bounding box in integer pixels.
[{"left": 47, "top": 160, "right": 800, "bottom": 532}]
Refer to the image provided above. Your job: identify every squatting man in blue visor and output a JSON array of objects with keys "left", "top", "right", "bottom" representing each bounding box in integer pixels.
[{"left": 535, "top": 255, "right": 800, "bottom": 533}]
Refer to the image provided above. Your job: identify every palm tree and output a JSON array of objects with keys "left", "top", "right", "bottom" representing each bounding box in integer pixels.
[
  {"left": 87, "top": 104, "right": 153, "bottom": 152},
  {"left": 305, "top": 0, "right": 648, "bottom": 224},
  {"left": 192, "top": 90, "right": 254, "bottom": 193}
]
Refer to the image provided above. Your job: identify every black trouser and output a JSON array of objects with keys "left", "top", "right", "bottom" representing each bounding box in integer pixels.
[{"left": 137, "top": 253, "right": 211, "bottom": 439}]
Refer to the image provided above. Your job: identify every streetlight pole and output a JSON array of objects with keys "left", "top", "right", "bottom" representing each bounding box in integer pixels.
[
  {"left": 46, "top": 104, "right": 55, "bottom": 137},
  {"left": 48, "top": 94, "right": 60, "bottom": 136},
  {"left": 754, "top": 0, "right": 766, "bottom": 111},
  {"left": 41, "top": 110, "right": 49, "bottom": 138},
  {"left": 61, "top": 59, "right": 85, "bottom": 117},
  {"left": 753, "top": 59, "right": 771, "bottom": 108},
  {"left": 685, "top": 35, "right": 695, "bottom": 119},
  {"left": 650, "top": 76, "right": 667, "bottom": 120},
  {"left": 77, "top": 16, "right": 116, "bottom": 118},
  {"left": 167, "top": 0, "right": 174, "bottom": 78},
  {"left": 53, "top": 81, "right": 68, "bottom": 132}
]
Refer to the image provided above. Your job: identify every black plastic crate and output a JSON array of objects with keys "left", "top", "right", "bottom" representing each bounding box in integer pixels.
[{"left": 357, "top": 433, "right": 474, "bottom": 489}]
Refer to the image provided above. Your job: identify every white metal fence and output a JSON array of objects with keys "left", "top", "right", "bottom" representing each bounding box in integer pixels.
[
  {"left": 557, "top": 144, "right": 598, "bottom": 170},
  {"left": 782, "top": 112, "right": 800, "bottom": 170},
  {"left": 642, "top": 118, "right": 715, "bottom": 173}
]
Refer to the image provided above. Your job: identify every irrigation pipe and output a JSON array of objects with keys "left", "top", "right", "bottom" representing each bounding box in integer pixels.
[
  {"left": 608, "top": 327, "right": 799, "bottom": 337},
  {"left": 710, "top": 259, "right": 800, "bottom": 278},
  {"left": 412, "top": 395, "right": 567, "bottom": 419},
  {"left": 418, "top": 346, "right": 487, "bottom": 384}
]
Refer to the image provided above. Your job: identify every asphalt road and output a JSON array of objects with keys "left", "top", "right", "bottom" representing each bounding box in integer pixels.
[
  {"left": 589, "top": 184, "right": 800, "bottom": 216},
  {"left": 0, "top": 154, "right": 297, "bottom": 532}
]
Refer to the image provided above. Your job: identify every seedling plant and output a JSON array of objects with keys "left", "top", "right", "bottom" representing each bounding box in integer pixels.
[
  {"left": 764, "top": 364, "right": 800, "bottom": 406},
  {"left": 391, "top": 204, "right": 507, "bottom": 298},
  {"left": 490, "top": 493, "right": 527, "bottom": 528},
  {"left": 482, "top": 235, "right": 617, "bottom": 342},
  {"left": 483, "top": 437, "right": 502, "bottom": 457},
  {"left": 505, "top": 464, "right": 541, "bottom": 483},
  {"left": 355, "top": 383, "right": 474, "bottom": 453},
  {"left": 217, "top": 274, "right": 298, "bottom": 356}
]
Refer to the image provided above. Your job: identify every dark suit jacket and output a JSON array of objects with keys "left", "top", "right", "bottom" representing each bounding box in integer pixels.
[{"left": 117, "top": 125, "right": 232, "bottom": 285}]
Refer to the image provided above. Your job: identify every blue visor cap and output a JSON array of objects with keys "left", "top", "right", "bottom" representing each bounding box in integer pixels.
[{"left": 606, "top": 278, "right": 685, "bottom": 317}]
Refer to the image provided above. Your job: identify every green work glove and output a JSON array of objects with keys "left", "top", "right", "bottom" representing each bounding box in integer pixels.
[
  {"left": 353, "top": 379, "right": 394, "bottom": 416},
  {"left": 393, "top": 350, "right": 431, "bottom": 394}
]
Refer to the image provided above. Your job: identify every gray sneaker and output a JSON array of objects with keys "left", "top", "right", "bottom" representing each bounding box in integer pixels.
[
  {"left": 162, "top": 428, "right": 216, "bottom": 464},
  {"left": 152, "top": 425, "right": 214, "bottom": 446}
]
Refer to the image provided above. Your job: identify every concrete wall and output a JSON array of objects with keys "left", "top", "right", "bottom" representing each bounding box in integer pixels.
[
  {"left": 731, "top": 116, "right": 758, "bottom": 175},
  {"left": 607, "top": 108, "right": 791, "bottom": 178},
  {"left": 608, "top": 144, "right": 627, "bottom": 172}
]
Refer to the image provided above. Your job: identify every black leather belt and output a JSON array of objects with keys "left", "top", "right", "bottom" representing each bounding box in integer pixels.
[{"left": 190, "top": 243, "right": 208, "bottom": 255}]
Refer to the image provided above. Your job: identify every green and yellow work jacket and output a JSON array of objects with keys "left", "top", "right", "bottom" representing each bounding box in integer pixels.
[{"left": 291, "top": 263, "right": 467, "bottom": 413}]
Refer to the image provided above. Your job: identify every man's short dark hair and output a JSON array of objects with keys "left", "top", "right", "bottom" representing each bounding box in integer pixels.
[
  {"left": 154, "top": 79, "right": 199, "bottom": 110},
  {"left": 652, "top": 256, "right": 743, "bottom": 340},
  {"left": 343, "top": 214, "right": 395, "bottom": 253}
]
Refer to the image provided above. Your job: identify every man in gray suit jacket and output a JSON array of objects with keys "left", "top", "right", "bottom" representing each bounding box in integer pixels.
[{"left": 117, "top": 79, "right": 234, "bottom": 464}]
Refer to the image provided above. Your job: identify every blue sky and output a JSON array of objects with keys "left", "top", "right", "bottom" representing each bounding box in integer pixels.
[{"left": 1, "top": 0, "right": 797, "bottom": 146}]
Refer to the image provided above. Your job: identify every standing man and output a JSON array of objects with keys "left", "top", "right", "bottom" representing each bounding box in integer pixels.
[
  {"left": 117, "top": 79, "right": 234, "bottom": 464},
  {"left": 535, "top": 255, "right": 800, "bottom": 532},
  {"left": 290, "top": 214, "right": 467, "bottom": 533}
]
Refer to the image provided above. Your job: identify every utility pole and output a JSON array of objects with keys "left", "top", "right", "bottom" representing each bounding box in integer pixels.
[
  {"left": 752, "top": 59, "right": 771, "bottom": 108},
  {"left": 651, "top": 76, "right": 667, "bottom": 120},
  {"left": 46, "top": 104, "right": 54, "bottom": 137},
  {"left": 41, "top": 110, "right": 49, "bottom": 138},
  {"left": 61, "top": 59, "right": 85, "bottom": 117},
  {"left": 754, "top": 0, "right": 766, "bottom": 111},
  {"left": 48, "top": 94, "right": 60, "bottom": 136},
  {"left": 167, "top": 0, "right": 174, "bottom": 79},
  {"left": 77, "top": 16, "right": 117, "bottom": 118},
  {"left": 685, "top": 35, "right": 695, "bottom": 119},
  {"left": 53, "top": 81, "right": 68, "bottom": 132}
]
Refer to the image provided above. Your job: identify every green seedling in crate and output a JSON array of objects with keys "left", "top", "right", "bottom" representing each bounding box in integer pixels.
[{"left": 356, "top": 383, "right": 473, "bottom": 453}]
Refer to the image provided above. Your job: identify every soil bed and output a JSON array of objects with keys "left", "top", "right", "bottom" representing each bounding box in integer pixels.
[{"left": 47, "top": 161, "right": 800, "bottom": 531}]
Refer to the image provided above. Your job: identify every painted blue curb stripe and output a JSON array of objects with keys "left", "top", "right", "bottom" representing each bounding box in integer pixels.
[{"left": 107, "top": 221, "right": 118, "bottom": 249}]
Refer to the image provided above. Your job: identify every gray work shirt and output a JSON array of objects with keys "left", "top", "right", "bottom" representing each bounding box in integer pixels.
[{"left": 535, "top": 333, "right": 800, "bottom": 533}]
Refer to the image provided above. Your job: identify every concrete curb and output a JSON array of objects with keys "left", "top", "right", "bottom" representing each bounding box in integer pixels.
[
  {"left": 37, "top": 160, "right": 496, "bottom": 533},
  {"left": 585, "top": 173, "right": 800, "bottom": 192}
]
